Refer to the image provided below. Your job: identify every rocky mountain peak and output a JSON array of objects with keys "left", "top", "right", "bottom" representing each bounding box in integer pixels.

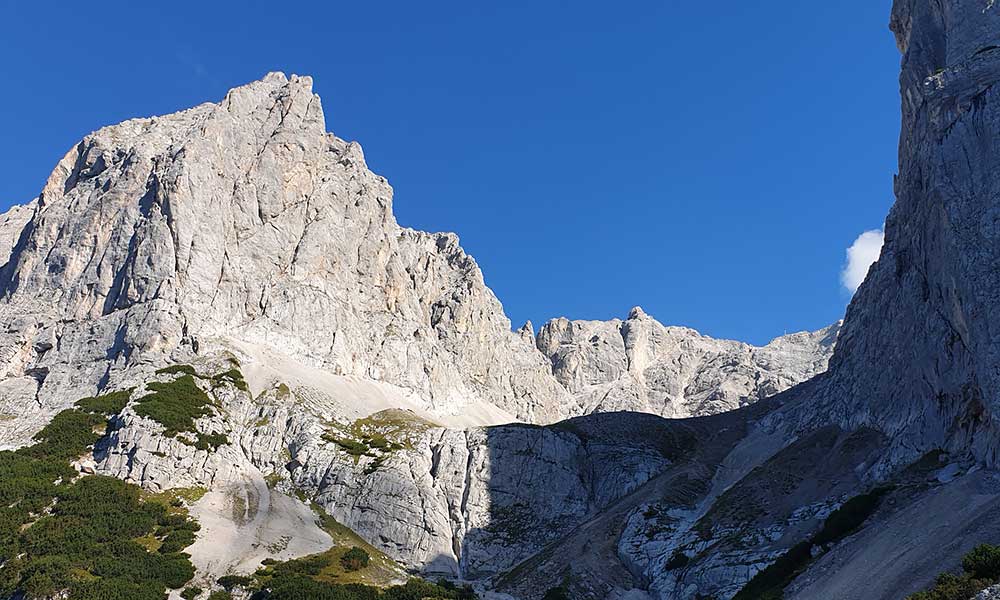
[
  {"left": 627, "top": 305, "right": 647, "bottom": 320},
  {"left": 0, "top": 71, "right": 570, "bottom": 441}
]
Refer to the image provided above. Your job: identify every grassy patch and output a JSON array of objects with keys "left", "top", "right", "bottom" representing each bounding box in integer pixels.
[
  {"left": 143, "top": 486, "right": 208, "bottom": 512},
  {"left": 295, "top": 502, "right": 410, "bottom": 586},
  {"left": 251, "top": 545, "right": 475, "bottom": 599},
  {"left": 265, "top": 472, "right": 283, "bottom": 489}
]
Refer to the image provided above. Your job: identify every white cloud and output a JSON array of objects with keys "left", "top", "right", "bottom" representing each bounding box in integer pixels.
[{"left": 841, "top": 229, "right": 884, "bottom": 295}]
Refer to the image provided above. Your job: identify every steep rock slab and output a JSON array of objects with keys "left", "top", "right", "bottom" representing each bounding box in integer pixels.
[
  {"left": 815, "top": 0, "right": 1000, "bottom": 467},
  {"left": 0, "top": 199, "right": 36, "bottom": 266}
]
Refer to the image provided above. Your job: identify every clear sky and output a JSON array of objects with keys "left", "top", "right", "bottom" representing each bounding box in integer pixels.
[{"left": 1, "top": 1, "right": 898, "bottom": 345}]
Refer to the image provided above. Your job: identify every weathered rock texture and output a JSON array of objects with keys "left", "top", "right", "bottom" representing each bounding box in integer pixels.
[
  {"left": 810, "top": 0, "right": 1000, "bottom": 468},
  {"left": 0, "top": 72, "right": 568, "bottom": 439},
  {"left": 536, "top": 307, "right": 839, "bottom": 418},
  {"left": 6, "top": 0, "right": 1000, "bottom": 595},
  {"left": 0, "top": 198, "right": 35, "bottom": 265}
]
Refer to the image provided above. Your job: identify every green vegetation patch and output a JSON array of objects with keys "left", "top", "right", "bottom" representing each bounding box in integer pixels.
[
  {"left": 134, "top": 375, "right": 214, "bottom": 437},
  {"left": 181, "top": 586, "right": 202, "bottom": 600},
  {"left": 184, "top": 432, "right": 230, "bottom": 452},
  {"left": 252, "top": 559, "right": 476, "bottom": 599},
  {"left": 340, "top": 547, "right": 370, "bottom": 572},
  {"left": 155, "top": 365, "right": 198, "bottom": 377},
  {"left": 543, "top": 587, "right": 571, "bottom": 600},
  {"left": 211, "top": 368, "right": 249, "bottom": 392},
  {"left": 0, "top": 402, "right": 199, "bottom": 599},
  {"left": 18, "top": 410, "right": 106, "bottom": 461},
  {"left": 908, "top": 544, "right": 1000, "bottom": 599},
  {"left": 733, "top": 486, "right": 894, "bottom": 600},
  {"left": 217, "top": 574, "right": 254, "bottom": 591},
  {"left": 75, "top": 388, "right": 134, "bottom": 415}
]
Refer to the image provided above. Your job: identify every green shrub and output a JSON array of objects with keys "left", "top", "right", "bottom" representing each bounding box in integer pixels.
[
  {"left": 734, "top": 487, "right": 892, "bottom": 600},
  {"left": 907, "top": 572, "right": 991, "bottom": 600},
  {"left": 212, "top": 368, "right": 249, "bottom": 392},
  {"left": 0, "top": 401, "right": 200, "bottom": 599},
  {"left": 253, "top": 559, "right": 476, "bottom": 599},
  {"left": 159, "top": 529, "right": 197, "bottom": 553},
  {"left": 733, "top": 541, "right": 812, "bottom": 600},
  {"left": 812, "top": 486, "right": 893, "bottom": 546},
  {"left": 189, "top": 432, "right": 229, "bottom": 451},
  {"left": 543, "top": 586, "right": 570, "bottom": 600},
  {"left": 330, "top": 438, "right": 371, "bottom": 457},
  {"left": 19, "top": 409, "right": 105, "bottom": 460},
  {"left": 963, "top": 544, "right": 1000, "bottom": 580},
  {"left": 666, "top": 550, "right": 690, "bottom": 570},
  {"left": 75, "top": 388, "right": 134, "bottom": 415},
  {"left": 156, "top": 364, "right": 198, "bottom": 377},
  {"left": 133, "top": 375, "right": 213, "bottom": 436},
  {"left": 208, "top": 591, "right": 234, "bottom": 600},
  {"left": 217, "top": 574, "right": 254, "bottom": 590},
  {"left": 341, "top": 546, "right": 370, "bottom": 571},
  {"left": 182, "top": 585, "right": 203, "bottom": 599}
]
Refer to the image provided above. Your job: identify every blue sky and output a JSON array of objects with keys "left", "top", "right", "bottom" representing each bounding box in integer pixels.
[{"left": 1, "top": 1, "right": 898, "bottom": 345}]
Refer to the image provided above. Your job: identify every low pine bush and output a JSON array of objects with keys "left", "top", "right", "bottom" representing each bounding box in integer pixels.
[{"left": 341, "top": 546, "right": 370, "bottom": 571}]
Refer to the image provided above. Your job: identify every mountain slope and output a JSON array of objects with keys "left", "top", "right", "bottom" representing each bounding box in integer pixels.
[{"left": 2, "top": 0, "right": 998, "bottom": 596}]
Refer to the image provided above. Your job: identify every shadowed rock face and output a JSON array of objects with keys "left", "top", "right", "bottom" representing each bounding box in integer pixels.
[{"left": 813, "top": 0, "right": 1000, "bottom": 468}]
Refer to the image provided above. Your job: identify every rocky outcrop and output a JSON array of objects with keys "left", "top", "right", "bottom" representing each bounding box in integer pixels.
[
  {"left": 0, "top": 198, "right": 35, "bottom": 266},
  {"left": 536, "top": 307, "right": 839, "bottom": 418}
]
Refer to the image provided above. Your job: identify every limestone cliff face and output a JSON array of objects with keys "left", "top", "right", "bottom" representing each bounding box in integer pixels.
[
  {"left": 816, "top": 0, "right": 1000, "bottom": 467},
  {"left": 536, "top": 307, "right": 839, "bottom": 419},
  {"left": 91, "top": 355, "right": 675, "bottom": 584},
  {"left": 0, "top": 72, "right": 567, "bottom": 436},
  {"left": 0, "top": 198, "right": 35, "bottom": 265}
]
